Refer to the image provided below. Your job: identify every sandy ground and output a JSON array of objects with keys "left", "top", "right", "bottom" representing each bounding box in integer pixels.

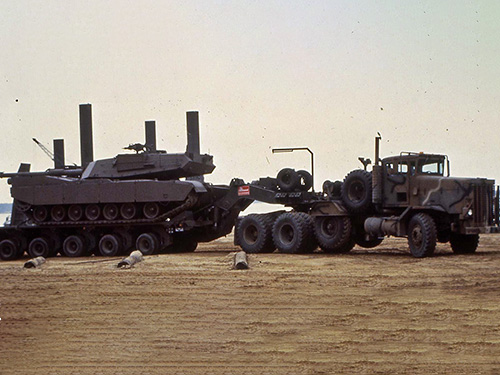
[{"left": 1, "top": 234, "right": 500, "bottom": 374}]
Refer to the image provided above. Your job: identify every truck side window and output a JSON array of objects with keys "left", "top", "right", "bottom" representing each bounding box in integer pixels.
[{"left": 398, "top": 163, "right": 408, "bottom": 173}]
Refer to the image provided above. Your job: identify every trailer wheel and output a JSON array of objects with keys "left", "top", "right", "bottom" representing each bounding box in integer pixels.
[
  {"left": 99, "top": 234, "right": 123, "bottom": 256},
  {"left": 341, "top": 170, "right": 373, "bottom": 213},
  {"left": 407, "top": 213, "right": 436, "bottom": 258},
  {"left": 297, "top": 170, "right": 313, "bottom": 192},
  {"left": 272, "top": 212, "right": 315, "bottom": 254},
  {"left": 63, "top": 235, "right": 86, "bottom": 257},
  {"left": 277, "top": 168, "right": 299, "bottom": 192},
  {"left": 136, "top": 233, "right": 159, "bottom": 255},
  {"left": 170, "top": 239, "right": 198, "bottom": 253},
  {"left": 237, "top": 214, "right": 275, "bottom": 253},
  {"left": 354, "top": 233, "right": 383, "bottom": 248},
  {"left": 450, "top": 233, "right": 479, "bottom": 254},
  {"left": 28, "top": 237, "right": 51, "bottom": 258},
  {"left": 0, "top": 239, "right": 21, "bottom": 261},
  {"left": 314, "top": 216, "right": 353, "bottom": 253}
]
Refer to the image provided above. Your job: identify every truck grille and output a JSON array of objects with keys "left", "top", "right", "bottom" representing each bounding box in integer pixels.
[{"left": 472, "top": 182, "right": 494, "bottom": 226}]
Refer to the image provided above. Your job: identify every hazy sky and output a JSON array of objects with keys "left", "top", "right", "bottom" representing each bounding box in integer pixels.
[{"left": 1, "top": 1, "right": 499, "bottom": 202}]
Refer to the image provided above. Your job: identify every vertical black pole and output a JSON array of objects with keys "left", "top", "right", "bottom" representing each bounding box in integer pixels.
[
  {"left": 186, "top": 111, "right": 200, "bottom": 156},
  {"left": 53, "top": 139, "right": 65, "bottom": 169},
  {"left": 145, "top": 120, "right": 156, "bottom": 152},
  {"left": 79, "top": 103, "right": 94, "bottom": 168}
]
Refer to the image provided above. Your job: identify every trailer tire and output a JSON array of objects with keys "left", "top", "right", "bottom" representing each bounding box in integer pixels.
[
  {"left": 237, "top": 214, "right": 275, "bottom": 253},
  {"left": 450, "top": 233, "right": 479, "bottom": 254},
  {"left": 99, "top": 234, "right": 122, "bottom": 256},
  {"left": 314, "top": 216, "right": 353, "bottom": 253},
  {"left": 0, "top": 239, "right": 22, "bottom": 261},
  {"left": 341, "top": 170, "right": 373, "bottom": 213},
  {"left": 28, "top": 237, "right": 51, "bottom": 258},
  {"left": 277, "top": 168, "right": 299, "bottom": 192},
  {"left": 297, "top": 170, "right": 313, "bottom": 191},
  {"left": 354, "top": 233, "right": 383, "bottom": 248},
  {"left": 407, "top": 213, "right": 436, "bottom": 258},
  {"left": 136, "top": 233, "right": 159, "bottom": 255},
  {"left": 272, "top": 212, "right": 315, "bottom": 254},
  {"left": 63, "top": 235, "right": 86, "bottom": 257}
]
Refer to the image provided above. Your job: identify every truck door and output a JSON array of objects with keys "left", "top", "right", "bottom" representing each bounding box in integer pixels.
[{"left": 383, "top": 160, "right": 410, "bottom": 207}]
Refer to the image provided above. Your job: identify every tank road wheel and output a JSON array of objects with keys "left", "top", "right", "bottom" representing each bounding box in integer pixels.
[
  {"left": 236, "top": 214, "right": 275, "bottom": 253},
  {"left": 28, "top": 237, "right": 51, "bottom": 258},
  {"left": 450, "top": 233, "right": 479, "bottom": 254},
  {"left": 15, "top": 200, "right": 32, "bottom": 212},
  {"left": 143, "top": 203, "right": 160, "bottom": 220},
  {"left": 277, "top": 168, "right": 300, "bottom": 192},
  {"left": 0, "top": 239, "right": 21, "bottom": 261},
  {"left": 85, "top": 204, "right": 101, "bottom": 221},
  {"left": 297, "top": 170, "right": 313, "bottom": 192},
  {"left": 272, "top": 212, "right": 316, "bottom": 254},
  {"left": 33, "top": 206, "right": 49, "bottom": 222},
  {"left": 51, "top": 205, "right": 66, "bottom": 222},
  {"left": 314, "top": 216, "right": 353, "bottom": 253},
  {"left": 120, "top": 203, "right": 137, "bottom": 220},
  {"left": 68, "top": 205, "right": 83, "bottom": 222},
  {"left": 99, "top": 234, "right": 122, "bottom": 257},
  {"left": 62, "top": 235, "right": 86, "bottom": 257},
  {"left": 407, "top": 213, "right": 437, "bottom": 258},
  {"left": 341, "top": 170, "right": 373, "bottom": 213},
  {"left": 103, "top": 204, "right": 119, "bottom": 221},
  {"left": 136, "top": 233, "right": 160, "bottom": 255}
]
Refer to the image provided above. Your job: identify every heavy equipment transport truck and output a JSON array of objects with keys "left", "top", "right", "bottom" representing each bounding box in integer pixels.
[{"left": 234, "top": 136, "right": 500, "bottom": 257}]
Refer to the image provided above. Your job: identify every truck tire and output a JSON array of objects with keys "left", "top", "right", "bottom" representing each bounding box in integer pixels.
[
  {"left": 450, "top": 233, "right": 479, "bottom": 254},
  {"left": 237, "top": 214, "right": 275, "bottom": 253},
  {"left": 341, "top": 170, "right": 373, "bottom": 213},
  {"left": 407, "top": 213, "right": 436, "bottom": 258},
  {"left": 314, "top": 216, "right": 353, "bottom": 253},
  {"left": 277, "top": 168, "right": 299, "bottom": 192},
  {"left": 272, "top": 212, "right": 316, "bottom": 254},
  {"left": 297, "top": 170, "right": 313, "bottom": 191}
]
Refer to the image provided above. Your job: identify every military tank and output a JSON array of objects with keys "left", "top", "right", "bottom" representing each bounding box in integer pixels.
[{"left": 0, "top": 104, "right": 252, "bottom": 260}]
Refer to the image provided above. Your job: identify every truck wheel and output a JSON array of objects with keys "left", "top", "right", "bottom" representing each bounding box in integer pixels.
[
  {"left": 407, "top": 213, "right": 436, "bottom": 258},
  {"left": 341, "top": 170, "right": 373, "bottom": 213},
  {"left": 0, "top": 239, "right": 21, "bottom": 261},
  {"left": 354, "top": 234, "right": 383, "bottom": 248},
  {"left": 277, "top": 168, "right": 299, "bottom": 192},
  {"left": 314, "top": 216, "right": 352, "bottom": 253},
  {"left": 272, "top": 212, "right": 315, "bottom": 254},
  {"left": 237, "top": 214, "right": 275, "bottom": 253},
  {"left": 297, "top": 170, "right": 313, "bottom": 191},
  {"left": 450, "top": 233, "right": 479, "bottom": 254}
]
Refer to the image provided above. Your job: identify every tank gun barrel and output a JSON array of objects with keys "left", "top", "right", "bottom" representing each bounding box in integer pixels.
[{"left": 0, "top": 168, "right": 83, "bottom": 178}]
